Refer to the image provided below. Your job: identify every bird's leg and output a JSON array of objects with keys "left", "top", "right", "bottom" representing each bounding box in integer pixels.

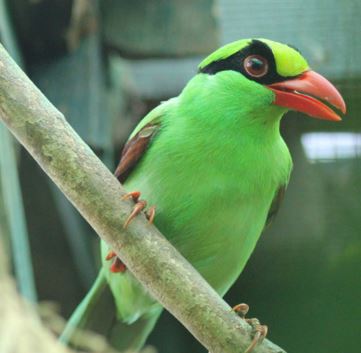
[
  {"left": 232, "top": 303, "right": 268, "bottom": 353},
  {"left": 104, "top": 191, "right": 156, "bottom": 274},
  {"left": 121, "top": 191, "right": 156, "bottom": 228}
]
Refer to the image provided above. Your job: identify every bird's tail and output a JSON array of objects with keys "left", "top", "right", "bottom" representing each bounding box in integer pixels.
[{"left": 60, "top": 269, "right": 162, "bottom": 352}]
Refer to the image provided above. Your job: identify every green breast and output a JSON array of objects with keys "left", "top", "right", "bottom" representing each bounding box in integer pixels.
[{"left": 125, "top": 102, "right": 292, "bottom": 295}]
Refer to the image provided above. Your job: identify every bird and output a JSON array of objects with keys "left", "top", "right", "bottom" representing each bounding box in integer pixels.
[{"left": 60, "top": 38, "right": 346, "bottom": 352}]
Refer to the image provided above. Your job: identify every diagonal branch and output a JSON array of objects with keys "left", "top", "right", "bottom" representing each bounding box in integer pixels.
[{"left": 0, "top": 43, "right": 285, "bottom": 353}]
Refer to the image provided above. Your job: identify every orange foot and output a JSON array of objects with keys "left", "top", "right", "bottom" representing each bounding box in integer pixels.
[
  {"left": 105, "top": 191, "right": 156, "bottom": 274},
  {"left": 232, "top": 303, "right": 268, "bottom": 353},
  {"left": 105, "top": 250, "right": 127, "bottom": 273},
  {"left": 121, "top": 191, "right": 156, "bottom": 228}
]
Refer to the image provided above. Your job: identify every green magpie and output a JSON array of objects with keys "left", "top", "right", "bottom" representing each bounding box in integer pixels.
[{"left": 61, "top": 38, "right": 346, "bottom": 352}]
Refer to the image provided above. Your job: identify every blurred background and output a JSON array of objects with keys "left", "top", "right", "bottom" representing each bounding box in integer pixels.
[{"left": 0, "top": 0, "right": 360, "bottom": 352}]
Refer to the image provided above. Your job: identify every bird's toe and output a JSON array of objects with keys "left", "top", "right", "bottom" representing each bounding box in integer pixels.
[{"left": 232, "top": 302, "right": 268, "bottom": 353}]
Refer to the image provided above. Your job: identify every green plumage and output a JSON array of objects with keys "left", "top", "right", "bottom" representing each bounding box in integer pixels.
[{"left": 61, "top": 39, "right": 309, "bottom": 351}]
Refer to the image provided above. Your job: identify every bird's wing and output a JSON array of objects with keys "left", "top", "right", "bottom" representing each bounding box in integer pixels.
[
  {"left": 114, "top": 123, "right": 160, "bottom": 183},
  {"left": 265, "top": 185, "right": 286, "bottom": 227},
  {"left": 114, "top": 98, "right": 176, "bottom": 183}
]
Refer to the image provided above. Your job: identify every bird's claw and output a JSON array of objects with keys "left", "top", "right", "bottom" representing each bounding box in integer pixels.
[
  {"left": 123, "top": 199, "right": 147, "bottom": 228},
  {"left": 106, "top": 191, "right": 156, "bottom": 274},
  {"left": 146, "top": 205, "right": 156, "bottom": 224},
  {"left": 232, "top": 303, "right": 268, "bottom": 353},
  {"left": 110, "top": 257, "right": 127, "bottom": 273},
  {"left": 244, "top": 319, "right": 268, "bottom": 353},
  {"left": 122, "top": 191, "right": 156, "bottom": 228},
  {"left": 105, "top": 250, "right": 117, "bottom": 261},
  {"left": 121, "top": 191, "right": 141, "bottom": 203},
  {"left": 105, "top": 250, "right": 127, "bottom": 273},
  {"left": 232, "top": 303, "right": 249, "bottom": 319}
]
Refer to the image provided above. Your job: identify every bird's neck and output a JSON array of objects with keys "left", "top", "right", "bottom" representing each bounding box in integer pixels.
[{"left": 178, "top": 72, "right": 287, "bottom": 143}]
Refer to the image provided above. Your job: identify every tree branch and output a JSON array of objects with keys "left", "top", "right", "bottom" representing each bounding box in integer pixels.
[{"left": 0, "top": 43, "right": 285, "bottom": 353}]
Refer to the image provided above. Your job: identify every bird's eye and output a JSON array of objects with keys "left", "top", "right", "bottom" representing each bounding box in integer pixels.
[{"left": 243, "top": 55, "right": 268, "bottom": 78}]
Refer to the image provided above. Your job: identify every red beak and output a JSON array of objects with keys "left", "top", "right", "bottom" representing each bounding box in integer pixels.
[{"left": 268, "top": 70, "right": 346, "bottom": 121}]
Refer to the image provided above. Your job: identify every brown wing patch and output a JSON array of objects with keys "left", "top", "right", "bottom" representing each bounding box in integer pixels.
[
  {"left": 265, "top": 185, "right": 286, "bottom": 228},
  {"left": 114, "top": 124, "right": 160, "bottom": 183}
]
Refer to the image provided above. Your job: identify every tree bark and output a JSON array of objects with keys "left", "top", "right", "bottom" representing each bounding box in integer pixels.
[{"left": 0, "top": 43, "right": 285, "bottom": 353}]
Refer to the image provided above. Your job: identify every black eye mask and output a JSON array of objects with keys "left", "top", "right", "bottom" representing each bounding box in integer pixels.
[{"left": 199, "top": 39, "right": 300, "bottom": 85}]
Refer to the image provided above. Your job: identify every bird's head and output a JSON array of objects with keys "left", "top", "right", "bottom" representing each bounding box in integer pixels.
[{"left": 198, "top": 38, "right": 346, "bottom": 121}]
